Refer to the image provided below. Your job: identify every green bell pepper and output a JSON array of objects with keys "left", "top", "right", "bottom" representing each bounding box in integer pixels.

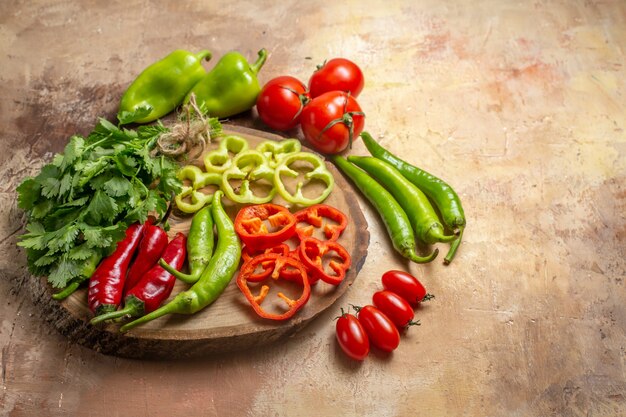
[
  {"left": 118, "top": 49, "right": 212, "bottom": 125},
  {"left": 174, "top": 165, "right": 222, "bottom": 213},
  {"left": 221, "top": 150, "right": 276, "bottom": 204},
  {"left": 256, "top": 139, "right": 302, "bottom": 168},
  {"left": 274, "top": 152, "right": 334, "bottom": 206},
  {"left": 186, "top": 49, "right": 268, "bottom": 118},
  {"left": 203, "top": 135, "right": 250, "bottom": 174}
]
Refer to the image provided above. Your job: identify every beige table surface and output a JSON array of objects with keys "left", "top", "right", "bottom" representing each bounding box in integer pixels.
[{"left": 1, "top": 1, "right": 625, "bottom": 416}]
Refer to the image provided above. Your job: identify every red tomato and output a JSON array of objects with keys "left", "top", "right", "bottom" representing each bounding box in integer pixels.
[
  {"left": 308, "top": 58, "right": 364, "bottom": 98},
  {"left": 356, "top": 305, "right": 400, "bottom": 352},
  {"left": 300, "top": 91, "right": 365, "bottom": 154},
  {"left": 335, "top": 311, "right": 370, "bottom": 361},
  {"left": 256, "top": 76, "right": 310, "bottom": 131},
  {"left": 381, "top": 270, "right": 433, "bottom": 306},
  {"left": 372, "top": 290, "right": 418, "bottom": 328}
]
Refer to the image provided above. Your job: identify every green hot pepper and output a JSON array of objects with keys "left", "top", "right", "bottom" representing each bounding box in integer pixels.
[
  {"left": 160, "top": 204, "right": 214, "bottom": 284},
  {"left": 360, "top": 131, "right": 466, "bottom": 264},
  {"left": 51, "top": 252, "right": 102, "bottom": 300},
  {"left": 332, "top": 156, "right": 438, "bottom": 264},
  {"left": 117, "top": 49, "right": 212, "bottom": 125},
  {"left": 120, "top": 190, "right": 241, "bottom": 332},
  {"left": 348, "top": 156, "right": 456, "bottom": 245},
  {"left": 186, "top": 49, "right": 268, "bottom": 118}
]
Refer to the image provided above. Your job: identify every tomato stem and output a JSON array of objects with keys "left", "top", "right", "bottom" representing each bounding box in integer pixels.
[
  {"left": 407, "top": 319, "right": 421, "bottom": 327},
  {"left": 421, "top": 293, "right": 435, "bottom": 302}
]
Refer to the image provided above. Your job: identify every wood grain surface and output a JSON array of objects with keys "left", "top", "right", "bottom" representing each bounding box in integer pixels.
[
  {"left": 1, "top": 1, "right": 625, "bottom": 416},
  {"left": 30, "top": 125, "right": 369, "bottom": 359}
]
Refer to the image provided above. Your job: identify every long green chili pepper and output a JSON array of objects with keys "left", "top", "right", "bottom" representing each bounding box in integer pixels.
[
  {"left": 360, "top": 131, "right": 466, "bottom": 264},
  {"left": 119, "top": 190, "right": 241, "bottom": 332},
  {"left": 348, "top": 156, "right": 456, "bottom": 245},
  {"left": 159, "top": 204, "right": 214, "bottom": 284},
  {"left": 332, "top": 156, "right": 438, "bottom": 264}
]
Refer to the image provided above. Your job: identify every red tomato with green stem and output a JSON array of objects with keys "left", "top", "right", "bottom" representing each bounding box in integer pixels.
[
  {"left": 256, "top": 76, "right": 310, "bottom": 131},
  {"left": 300, "top": 91, "right": 365, "bottom": 154},
  {"left": 381, "top": 270, "right": 434, "bottom": 306},
  {"left": 335, "top": 308, "right": 370, "bottom": 361},
  {"left": 353, "top": 305, "right": 400, "bottom": 352},
  {"left": 372, "top": 290, "right": 420, "bottom": 329},
  {"left": 308, "top": 58, "right": 364, "bottom": 98}
]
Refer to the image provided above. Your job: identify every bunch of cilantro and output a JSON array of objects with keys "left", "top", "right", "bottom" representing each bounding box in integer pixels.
[{"left": 17, "top": 118, "right": 189, "bottom": 289}]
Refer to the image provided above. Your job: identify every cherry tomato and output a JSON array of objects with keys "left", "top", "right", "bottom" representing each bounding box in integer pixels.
[
  {"left": 355, "top": 305, "right": 400, "bottom": 352},
  {"left": 308, "top": 58, "right": 365, "bottom": 98},
  {"left": 300, "top": 91, "right": 365, "bottom": 154},
  {"left": 381, "top": 270, "right": 433, "bottom": 306},
  {"left": 372, "top": 290, "right": 419, "bottom": 329},
  {"left": 256, "top": 76, "right": 310, "bottom": 131},
  {"left": 335, "top": 311, "right": 370, "bottom": 361}
]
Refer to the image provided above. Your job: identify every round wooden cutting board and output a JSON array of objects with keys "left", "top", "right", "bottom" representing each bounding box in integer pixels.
[{"left": 29, "top": 125, "right": 369, "bottom": 359}]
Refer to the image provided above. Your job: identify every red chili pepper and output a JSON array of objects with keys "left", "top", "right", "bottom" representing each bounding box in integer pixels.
[
  {"left": 294, "top": 204, "right": 348, "bottom": 241},
  {"left": 234, "top": 204, "right": 297, "bottom": 251},
  {"left": 90, "top": 233, "right": 187, "bottom": 325},
  {"left": 237, "top": 253, "right": 311, "bottom": 320},
  {"left": 298, "top": 237, "right": 351, "bottom": 286},
  {"left": 87, "top": 222, "right": 145, "bottom": 315},
  {"left": 124, "top": 218, "right": 169, "bottom": 296}
]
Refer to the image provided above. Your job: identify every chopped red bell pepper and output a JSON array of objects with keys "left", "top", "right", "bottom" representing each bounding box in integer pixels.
[
  {"left": 294, "top": 204, "right": 348, "bottom": 241},
  {"left": 234, "top": 204, "right": 297, "bottom": 251},
  {"left": 298, "top": 237, "right": 351, "bottom": 286},
  {"left": 241, "top": 243, "right": 291, "bottom": 281},
  {"left": 237, "top": 253, "right": 311, "bottom": 320}
]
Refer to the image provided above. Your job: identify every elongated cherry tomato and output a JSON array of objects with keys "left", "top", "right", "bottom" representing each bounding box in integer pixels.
[
  {"left": 335, "top": 311, "right": 370, "bottom": 361},
  {"left": 256, "top": 76, "right": 310, "bottom": 131},
  {"left": 372, "top": 290, "right": 419, "bottom": 328},
  {"left": 308, "top": 58, "right": 364, "bottom": 98},
  {"left": 382, "top": 270, "right": 433, "bottom": 305},
  {"left": 300, "top": 91, "right": 365, "bottom": 154},
  {"left": 355, "top": 305, "right": 400, "bottom": 352}
]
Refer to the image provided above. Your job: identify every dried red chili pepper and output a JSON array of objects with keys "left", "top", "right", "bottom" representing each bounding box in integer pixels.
[
  {"left": 237, "top": 253, "right": 311, "bottom": 320},
  {"left": 294, "top": 204, "right": 348, "bottom": 241},
  {"left": 88, "top": 222, "right": 145, "bottom": 315},
  {"left": 298, "top": 237, "right": 351, "bottom": 286},
  {"left": 123, "top": 217, "right": 169, "bottom": 296},
  {"left": 234, "top": 203, "right": 297, "bottom": 251},
  {"left": 90, "top": 233, "right": 187, "bottom": 325}
]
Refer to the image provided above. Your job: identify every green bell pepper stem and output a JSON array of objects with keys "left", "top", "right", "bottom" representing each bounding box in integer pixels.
[
  {"left": 274, "top": 152, "right": 334, "bottom": 206},
  {"left": 250, "top": 48, "right": 268, "bottom": 74},
  {"left": 203, "top": 135, "right": 250, "bottom": 174},
  {"left": 255, "top": 139, "right": 302, "bottom": 168},
  {"left": 221, "top": 150, "right": 276, "bottom": 204}
]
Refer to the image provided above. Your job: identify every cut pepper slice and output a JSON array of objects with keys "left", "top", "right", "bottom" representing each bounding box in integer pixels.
[
  {"left": 241, "top": 243, "right": 291, "bottom": 282},
  {"left": 174, "top": 165, "right": 223, "bottom": 213},
  {"left": 234, "top": 204, "right": 297, "bottom": 251},
  {"left": 256, "top": 139, "right": 302, "bottom": 168},
  {"left": 298, "top": 237, "right": 351, "bottom": 286},
  {"left": 237, "top": 253, "right": 311, "bottom": 321},
  {"left": 222, "top": 150, "right": 276, "bottom": 204},
  {"left": 294, "top": 204, "right": 348, "bottom": 241},
  {"left": 274, "top": 152, "right": 334, "bottom": 206},
  {"left": 203, "top": 134, "right": 250, "bottom": 174}
]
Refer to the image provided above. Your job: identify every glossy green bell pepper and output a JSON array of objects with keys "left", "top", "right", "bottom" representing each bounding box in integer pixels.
[
  {"left": 186, "top": 49, "right": 268, "bottom": 118},
  {"left": 118, "top": 49, "right": 212, "bottom": 125}
]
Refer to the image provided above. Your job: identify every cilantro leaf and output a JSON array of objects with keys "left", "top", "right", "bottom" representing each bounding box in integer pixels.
[
  {"left": 117, "top": 105, "right": 153, "bottom": 125},
  {"left": 17, "top": 178, "right": 41, "bottom": 210},
  {"left": 103, "top": 175, "right": 132, "bottom": 197},
  {"left": 86, "top": 190, "right": 118, "bottom": 224}
]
